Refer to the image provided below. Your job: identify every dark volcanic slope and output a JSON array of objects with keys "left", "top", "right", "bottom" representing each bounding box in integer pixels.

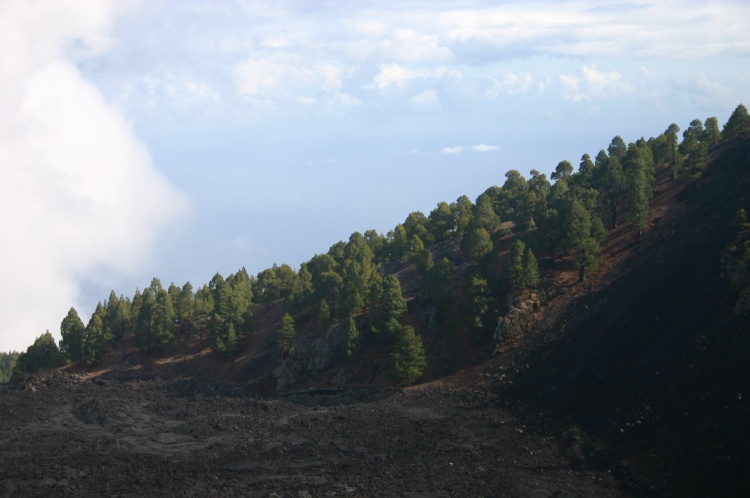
[{"left": 500, "top": 138, "right": 750, "bottom": 496}]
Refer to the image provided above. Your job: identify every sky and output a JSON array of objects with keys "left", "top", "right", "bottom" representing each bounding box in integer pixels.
[{"left": 1, "top": 0, "right": 748, "bottom": 352}]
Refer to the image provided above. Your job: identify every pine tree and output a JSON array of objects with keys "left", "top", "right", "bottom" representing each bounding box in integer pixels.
[
  {"left": 522, "top": 247, "right": 540, "bottom": 297},
  {"left": 153, "top": 289, "right": 176, "bottom": 355},
  {"left": 506, "top": 239, "right": 526, "bottom": 292},
  {"left": 371, "top": 275, "right": 407, "bottom": 341},
  {"left": 722, "top": 103, "right": 750, "bottom": 140},
  {"left": 278, "top": 313, "right": 296, "bottom": 350},
  {"left": 317, "top": 299, "right": 332, "bottom": 333},
  {"left": 392, "top": 326, "right": 427, "bottom": 385},
  {"left": 59, "top": 307, "right": 85, "bottom": 362},
  {"left": 344, "top": 317, "right": 359, "bottom": 358},
  {"left": 13, "top": 331, "right": 64, "bottom": 376},
  {"left": 83, "top": 310, "right": 107, "bottom": 365}
]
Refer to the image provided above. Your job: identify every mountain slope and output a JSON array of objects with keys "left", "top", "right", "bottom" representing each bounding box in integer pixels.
[{"left": 498, "top": 137, "right": 750, "bottom": 495}]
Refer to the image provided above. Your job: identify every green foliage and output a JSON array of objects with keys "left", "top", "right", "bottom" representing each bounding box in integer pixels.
[
  {"left": 278, "top": 313, "right": 296, "bottom": 350},
  {"left": 593, "top": 150, "right": 627, "bottom": 228},
  {"left": 0, "top": 352, "right": 20, "bottom": 382},
  {"left": 463, "top": 271, "right": 493, "bottom": 333},
  {"left": 463, "top": 227, "right": 493, "bottom": 263},
  {"left": 391, "top": 325, "right": 427, "bottom": 385},
  {"left": 551, "top": 160, "right": 573, "bottom": 181},
  {"left": 428, "top": 201, "right": 454, "bottom": 242},
  {"left": 13, "top": 331, "right": 64, "bottom": 377},
  {"left": 722, "top": 103, "right": 750, "bottom": 140},
  {"left": 404, "top": 211, "right": 431, "bottom": 245},
  {"left": 83, "top": 304, "right": 109, "bottom": 365},
  {"left": 106, "top": 292, "right": 131, "bottom": 342},
  {"left": 451, "top": 195, "right": 474, "bottom": 241},
  {"left": 704, "top": 116, "right": 721, "bottom": 147},
  {"left": 136, "top": 287, "right": 156, "bottom": 353},
  {"left": 371, "top": 275, "right": 407, "bottom": 341},
  {"left": 679, "top": 118, "right": 709, "bottom": 180},
  {"left": 506, "top": 239, "right": 526, "bottom": 291},
  {"left": 153, "top": 289, "right": 176, "bottom": 355},
  {"left": 317, "top": 299, "right": 332, "bottom": 333},
  {"left": 344, "top": 317, "right": 359, "bottom": 358},
  {"left": 522, "top": 247, "right": 540, "bottom": 296},
  {"left": 59, "top": 307, "right": 85, "bottom": 362}
]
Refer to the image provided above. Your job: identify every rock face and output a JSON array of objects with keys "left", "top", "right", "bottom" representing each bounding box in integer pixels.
[
  {"left": 494, "top": 294, "right": 539, "bottom": 350},
  {"left": 273, "top": 321, "right": 347, "bottom": 389}
]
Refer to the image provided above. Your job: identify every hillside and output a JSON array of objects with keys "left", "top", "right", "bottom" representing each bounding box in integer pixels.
[
  {"left": 3, "top": 132, "right": 750, "bottom": 495},
  {"left": 497, "top": 136, "right": 750, "bottom": 495}
]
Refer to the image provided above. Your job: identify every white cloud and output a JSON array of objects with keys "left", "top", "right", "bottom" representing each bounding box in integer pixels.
[
  {"left": 234, "top": 55, "right": 359, "bottom": 109},
  {"left": 559, "top": 65, "right": 633, "bottom": 102},
  {"left": 672, "top": 74, "right": 735, "bottom": 111},
  {"left": 412, "top": 89, "right": 438, "bottom": 105},
  {"left": 472, "top": 144, "right": 499, "bottom": 152},
  {"left": 370, "top": 63, "right": 428, "bottom": 89},
  {"left": 485, "top": 72, "right": 534, "bottom": 98},
  {"left": 0, "top": 0, "right": 188, "bottom": 352},
  {"left": 441, "top": 145, "right": 464, "bottom": 154}
]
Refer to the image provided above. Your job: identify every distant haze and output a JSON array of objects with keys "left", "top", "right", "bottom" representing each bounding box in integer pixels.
[{"left": 1, "top": 0, "right": 748, "bottom": 351}]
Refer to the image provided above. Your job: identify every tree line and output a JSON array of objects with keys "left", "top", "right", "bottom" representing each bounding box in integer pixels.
[{"left": 11, "top": 104, "right": 749, "bottom": 384}]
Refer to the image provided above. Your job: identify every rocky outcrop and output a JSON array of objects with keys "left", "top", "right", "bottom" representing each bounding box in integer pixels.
[
  {"left": 273, "top": 321, "right": 348, "bottom": 390},
  {"left": 494, "top": 293, "right": 540, "bottom": 351}
]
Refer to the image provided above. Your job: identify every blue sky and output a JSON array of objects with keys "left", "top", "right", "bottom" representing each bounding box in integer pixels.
[{"left": 1, "top": 0, "right": 748, "bottom": 351}]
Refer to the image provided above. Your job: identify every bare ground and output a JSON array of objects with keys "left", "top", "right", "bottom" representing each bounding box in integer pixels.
[{"left": 0, "top": 372, "right": 620, "bottom": 497}]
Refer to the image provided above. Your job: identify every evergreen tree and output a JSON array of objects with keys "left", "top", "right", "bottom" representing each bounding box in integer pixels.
[
  {"left": 13, "top": 331, "right": 64, "bottom": 377},
  {"left": 392, "top": 326, "right": 427, "bottom": 385},
  {"left": 704, "top": 116, "right": 721, "bottom": 146},
  {"left": 389, "top": 224, "right": 409, "bottom": 260},
  {"left": 472, "top": 193, "right": 500, "bottom": 232},
  {"left": 0, "top": 352, "right": 20, "bottom": 383},
  {"left": 722, "top": 103, "right": 750, "bottom": 140},
  {"left": 506, "top": 239, "right": 526, "bottom": 292},
  {"left": 428, "top": 201, "right": 454, "bottom": 242},
  {"left": 550, "top": 160, "right": 574, "bottom": 181},
  {"left": 608, "top": 135, "right": 627, "bottom": 159},
  {"left": 136, "top": 288, "right": 156, "bottom": 353},
  {"left": 83, "top": 306, "right": 108, "bottom": 365},
  {"left": 193, "top": 284, "right": 214, "bottom": 337},
  {"left": 59, "top": 307, "right": 85, "bottom": 362},
  {"left": 371, "top": 275, "right": 407, "bottom": 341},
  {"left": 176, "top": 281, "right": 195, "bottom": 335},
  {"left": 344, "top": 317, "right": 359, "bottom": 358},
  {"left": 451, "top": 195, "right": 474, "bottom": 242},
  {"left": 278, "top": 313, "right": 296, "bottom": 350},
  {"left": 404, "top": 211, "right": 431, "bottom": 245},
  {"left": 593, "top": 150, "right": 627, "bottom": 228},
  {"left": 463, "top": 227, "right": 493, "bottom": 263},
  {"left": 522, "top": 247, "right": 540, "bottom": 297},
  {"left": 317, "top": 299, "right": 332, "bottom": 333},
  {"left": 679, "top": 119, "right": 709, "bottom": 180},
  {"left": 153, "top": 289, "right": 176, "bottom": 355},
  {"left": 464, "top": 272, "right": 492, "bottom": 333}
]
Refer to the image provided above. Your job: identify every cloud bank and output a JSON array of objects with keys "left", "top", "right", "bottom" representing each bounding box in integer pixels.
[{"left": 0, "top": 0, "right": 189, "bottom": 351}]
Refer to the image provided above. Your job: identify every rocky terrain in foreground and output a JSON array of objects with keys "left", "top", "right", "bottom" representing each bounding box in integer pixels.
[{"left": 1, "top": 371, "right": 618, "bottom": 497}]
